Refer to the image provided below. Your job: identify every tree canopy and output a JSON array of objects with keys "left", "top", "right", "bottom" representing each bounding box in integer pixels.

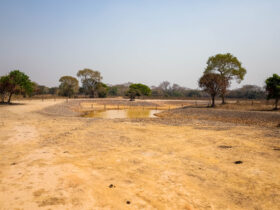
[
  {"left": 0, "top": 70, "right": 33, "bottom": 103},
  {"left": 59, "top": 76, "right": 79, "bottom": 98},
  {"left": 265, "top": 74, "right": 280, "bottom": 110},
  {"left": 204, "top": 53, "right": 246, "bottom": 104},
  {"left": 77, "top": 68, "right": 102, "bottom": 97},
  {"left": 126, "top": 83, "right": 151, "bottom": 101}
]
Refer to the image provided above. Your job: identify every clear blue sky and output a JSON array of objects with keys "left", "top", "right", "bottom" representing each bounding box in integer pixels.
[{"left": 0, "top": 0, "right": 279, "bottom": 88}]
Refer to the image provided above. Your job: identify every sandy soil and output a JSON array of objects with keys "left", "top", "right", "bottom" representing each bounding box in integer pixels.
[{"left": 0, "top": 99, "right": 279, "bottom": 210}]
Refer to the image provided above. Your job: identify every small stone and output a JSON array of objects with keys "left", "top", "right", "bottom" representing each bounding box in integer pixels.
[
  {"left": 109, "top": 184, "right": 115, "bottom": 188},
  {"left": 234, "top": 161, "right": 243, "bottom": 164},
  {"left": 126, "top": 201, "right": 131, "bottom": 204}
]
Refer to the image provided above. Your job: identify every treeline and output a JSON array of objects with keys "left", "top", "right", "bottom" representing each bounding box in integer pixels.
[
  {"left": 31, "top": 80, "right": 267, "bottom": 100},
  {"left": 1, "top": 53, "right": 279, "bottom": 109}
]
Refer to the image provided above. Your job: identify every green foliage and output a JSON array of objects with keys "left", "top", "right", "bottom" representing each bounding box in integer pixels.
[
  {"left": 0, "top": 70, "right": 33, "bottom": 103},
  {"left": 125, "top": 83, "right": 151, "bottom": 101},
  {"left": 96, "top": 83, "right": 108, "bottom": 98},
  {"left": 108, "top": 86, "right": 118, "bottom": 96},
  {"left": 265, "top": 74, "right": 280, "bottom": 109},
  {"left": 59, "top": 76, "right": 79, "bottom": 97},
  {"left": 126, "top": 87, "right": 141, "bottom": 101},
  {"left": 204, "top": 53, "right": 246, "bottom": 103},
  {"left": 129, "top": 83, "right": 151, "bottom": 96},
  {"left": 77, "top": 68, "right": 102, "bottom": 97}
]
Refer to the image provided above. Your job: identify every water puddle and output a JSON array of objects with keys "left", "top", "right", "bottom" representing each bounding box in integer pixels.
[{"left": 82, "top": 109, "right": 160, "bottom": 119}]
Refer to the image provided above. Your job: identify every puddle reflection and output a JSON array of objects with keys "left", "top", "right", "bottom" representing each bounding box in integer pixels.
[{"left": 83, "top": 109, "right": 160, "bottom": 119}]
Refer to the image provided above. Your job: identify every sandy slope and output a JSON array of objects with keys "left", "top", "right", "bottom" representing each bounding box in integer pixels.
[{"left": 0, "top": 100, "right": 279, "bottom": 210}]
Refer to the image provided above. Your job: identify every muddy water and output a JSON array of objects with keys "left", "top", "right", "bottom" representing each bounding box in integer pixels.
[{"left": 83, "top": 109, "right": 160, "bottom": 119}]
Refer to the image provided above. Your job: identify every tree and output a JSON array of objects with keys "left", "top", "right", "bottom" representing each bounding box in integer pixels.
[
  {"left": 77, "top": 68, "right": 102, "bottom": 97},
  {"left": 108, "top": 86, "right": 118, "bottom": 96},
  {"left": 198, "top": 73, "right": 228, "bottom": 107},
  {"left": 0, "top": 76, "right": 10, "bottom": 103},
  {"left": 227, "top": 85, "right": 266, "bottom": 99},
  {"left": 0, "top": 70, "right": 33, "bottom": 103},
  {"left": 96, "top": 83, "right": 108, "bottom": 98},
  {"left": 158, "top": 81, "right": 171, "bottom": 97},
  {"left": 59, "top": 76, "right": 79, "bottom": 98},
  {"left": 265, "top": 74, "right": 280, "bottom": 110},
  {"left": 126, "top": 83, "right": 151, "bottom": 101},
  {"left": 204, "top": 53, "right": 246, "bottom": 104},
  {"left": 126, "top": 87, "right": 141, "bottom": 101}
]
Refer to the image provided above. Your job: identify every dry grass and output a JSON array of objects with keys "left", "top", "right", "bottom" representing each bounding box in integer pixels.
[{"left": 1, "top": 99, "right": 279, "bottom": 209}]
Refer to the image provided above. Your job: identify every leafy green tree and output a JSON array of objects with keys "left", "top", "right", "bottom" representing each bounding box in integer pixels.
[
  {"left": 126, "top": 87, "right": 141, "bottom": 101},
  {"left": 96, "top": 83, "right": 108, "bottom": 98},
  {"left": 0, "top": 70, "right": 33, "bottom": 103},
  {"left": 126, "top": 83, "right": 151, "bottom": 101},
  {"left": 204, "top": 53, "right": 246, "bottom": 104},
  {"left": 77, "top": 68, "right": 102, "bottom": 97},
  {"left": 199, "top": 73, "right": 228, "bottom": 107},
  {"left": 59, "top": 76, "right": 79, "bottom": 98},
  {"left": 265, "top": 74, "right": 280, "bottom": 110},
  {"left": 130, "top": 83, "right": 151, "bottom": 96}
]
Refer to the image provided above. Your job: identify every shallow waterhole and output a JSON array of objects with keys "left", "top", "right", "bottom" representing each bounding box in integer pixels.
[{"left": 82, "top": 109, "right": 161, "bottom": 119}]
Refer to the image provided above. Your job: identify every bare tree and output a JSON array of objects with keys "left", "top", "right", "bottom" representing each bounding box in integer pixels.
[{"left": 198, "top": 73, "right": 228, "bottom": 107}]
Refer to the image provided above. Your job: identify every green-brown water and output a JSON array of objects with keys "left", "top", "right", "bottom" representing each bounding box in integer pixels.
[{"left": 83, "top": 109, "right": 160, "bottom": 119}]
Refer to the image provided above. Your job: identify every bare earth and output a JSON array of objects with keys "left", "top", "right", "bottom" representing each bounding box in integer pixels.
[{"left": 0, "top": 99, "right": 279, "bottom": 210}]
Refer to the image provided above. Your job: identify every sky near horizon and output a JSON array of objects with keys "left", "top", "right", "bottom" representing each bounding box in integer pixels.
[{"left": 0, "top": 0, "right": 279, "bottom": 88}]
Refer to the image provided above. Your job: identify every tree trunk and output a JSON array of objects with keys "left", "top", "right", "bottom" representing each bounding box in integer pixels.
[
  {"left": 275, "top": 98, "right": 279, "bottom": 110},
  {"left": 211, "top": 95, "right": 215, "bottom": 107},
  {"left": 221, "top": 94, "right": 226, "bottom": 104},
  {"left": 8, "top": 93, "right": 13, "bottom": 103},
  {"left": 0, "top": 93, "right": 5, "bottom": 103}
]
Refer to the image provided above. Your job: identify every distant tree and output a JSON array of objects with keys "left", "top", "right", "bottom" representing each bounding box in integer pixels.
[
  {"left": 198, "top": 73, "right": 228, "bottom": 107},
  {"left": 0, "top": 70, "right": 33, "bottom": 103},
  {"left": 126, "top": 87, "right": 141, "bottom": 101},
  {"left": 265, "top": 74, "right": 280, "bottom": 110},
  {"left": 59, "top": 76, "right": 79, "bottom": 98},
  {"left": 108, "top": 86, "right": 118, "bottom": 96},
  {"left": 126, "top": 83, "right": 151, "bottom": 101},
  {"left": 77, "top": 68, "right": 102, "bottom": 97},
  {"left": 204, "top": 53, "right": 246, "bottom": 104},
  {"left": 96, "top": 83, "right": 108, "bottom": 98},
  {"left": 227, "top": 85, "right": 266, "bottom": 99},
  {"left": 48, "top": 87, "right": 59, "bottom": 95},
  {"left": 0, "top": 76, "right": 9, "bottom": 103},
  {"left": 158, "top": 81, "right": 171, "bottom": 96}
]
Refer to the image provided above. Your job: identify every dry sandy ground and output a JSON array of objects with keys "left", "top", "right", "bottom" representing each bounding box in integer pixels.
[{"left": 0, "top": 100, "right": 279, "bottom": 210}]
